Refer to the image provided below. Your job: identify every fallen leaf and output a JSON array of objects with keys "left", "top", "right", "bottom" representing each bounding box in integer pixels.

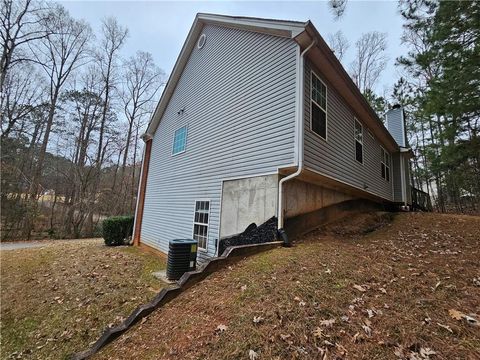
[
  {"left": 352, "top": 332, "right": 364, "bottom": 343},
  {"left": 253, "top": 316, "right": 264, "bottom": 324},
  {"left": 313, "top": 327, "right": 323, "bottom": 338},
  {"left": 318, "top": 347, "right": 327, "bottom": 359},
  {"left": 216, "top": 324, "right": 227, "bottom": 332},
  {"left": 448, "top": 309, "right": 479, "bottom": 326},
  {"left": 320, "top": 319, "right": 335, "bottom": 327},
  {"left": 420, "top": 347, "right": 436, "bottom": 357},
  {"left": 423, "top": 317, "right": 432, "bottom": 325},
  {"left": 353, "top": 284, "right": 367, "bottom": 292},
  {"left": 394, "top": 346, "right": 405, "bottom": 358},
  {"left": 436, "top": 322, "right": 453, "bottom": 333},
  {"left": 465, "top": 315, "right": 479, "bottom": 327},
  {"left": 336, "top": 342, "right": 348, "bottom": 355},
  {"left": 449, "top": 309, "right": 464, "bottom": 320},
  {"left": 248, "top": 349, "right": 259, "bottom": 360},
  {"left": 323, "top": 340, "right": 335, "bottom": 347},
  {"left": 362, "top": 324, "right": 372, "bottom": 336}
]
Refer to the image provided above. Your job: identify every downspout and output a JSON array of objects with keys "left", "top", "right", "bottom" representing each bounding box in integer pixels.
[{"left": 277, "top": 39, "right": 316, "bottom": 246}]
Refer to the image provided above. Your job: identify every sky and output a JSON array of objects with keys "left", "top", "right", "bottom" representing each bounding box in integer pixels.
[{"left": 60, "top": 0, "right": 407, "bottom": 96}]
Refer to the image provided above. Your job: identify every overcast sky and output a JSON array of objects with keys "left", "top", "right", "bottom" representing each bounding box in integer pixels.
[{"left": 60, "top": 1, "right": 406, "bottom": 96}]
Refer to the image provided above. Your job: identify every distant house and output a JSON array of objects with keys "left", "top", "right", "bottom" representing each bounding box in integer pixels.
[{"left": 133, "top": 14, "right": 413, "bottom": 261}]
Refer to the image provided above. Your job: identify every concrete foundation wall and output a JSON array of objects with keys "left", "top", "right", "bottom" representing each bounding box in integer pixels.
[
  {"left": 220, "top": 175, "right": 279, "bottom": 238},
  {"left": 285, "top": 199, "right": 384, "bottom": 240},
  {"left": 220, "top": 175, "right": 377, "bottom": 241},
  {"left": 284, "top": 179, "right": 353, "bottom": 218}
]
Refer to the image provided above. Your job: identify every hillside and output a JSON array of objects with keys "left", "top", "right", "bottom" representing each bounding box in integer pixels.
[{"left": 96, "top": 212, "right": 480, "bottom": 359}]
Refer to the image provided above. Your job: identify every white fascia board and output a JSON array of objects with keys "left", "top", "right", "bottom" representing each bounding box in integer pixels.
[{"left": 197, "top": 13, "right": 306, "bottom": 38}]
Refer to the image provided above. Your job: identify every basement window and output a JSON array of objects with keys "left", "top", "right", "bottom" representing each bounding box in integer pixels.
[
  {"left": 172, "top": 126, "right": 187, "bottom": 155},
  {"left": 310, "top": 72, "right": 327, "bottom": 140},
  {"left": 354, "top": 118, "right": 363, "bottom": 164},
  {"left": 381, "top": 147, "right": 390, "bottom": 181},
  {"left": 193, "top": 200, "right": 209, "bottom": 250}
]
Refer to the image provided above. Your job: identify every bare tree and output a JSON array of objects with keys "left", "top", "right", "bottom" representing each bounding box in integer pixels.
[
  {"left": 94, "top": 18, "right": 128, "bottom": 171},
  {"left": 0, "top": 62, "right": 45, "bottom": 138},
  {"left": 61, "top": 66, "right": 103, "bottom": 236},
  {"left": 350, "top": 31, "right": 388, "bottom": 93},
  {"left": 84, "top": 17, "right": 127, "bottom": 234},
  {"left": 329, "top": 0, "right": 348, "bottom": 20},
  {"left": 327, "top": 30, "right": 349, "bottom": 61},
  {"left": 25, "top": 4, "right": 91, "bottom": 238},
  {"left": 0, "top": 0, "right": 51, "bottom": 92},
  {"left": 119, "top": 50, "right": 163, "bottom": 210},
  {"left": 1, "top": 4, "right": 169, "bottom": 240}
]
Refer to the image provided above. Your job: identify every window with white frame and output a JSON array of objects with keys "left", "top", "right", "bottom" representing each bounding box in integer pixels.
[
  {"left": 193, "top": 200, "right": 209, "bottom": 250},
  {"left": 172, "top": 126, "right": 187, "bottom": 155},
  {"left": 381, "top": 147, "right": 390, "bottom": 181},
  {"left": 311, "top": 72, "right": 327, "bottom": 139},
  {"left": 354, "top": 118, "right": 363, "bottom": 164}
]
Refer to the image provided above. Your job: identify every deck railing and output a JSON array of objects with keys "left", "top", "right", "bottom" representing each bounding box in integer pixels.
[{"left": 411, "top": 187, "right": 433, "bottom": 212}]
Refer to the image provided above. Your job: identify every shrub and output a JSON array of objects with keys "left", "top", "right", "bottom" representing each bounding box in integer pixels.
[{"left": 102, "top": 216, "right": 134, "bottom": 246}]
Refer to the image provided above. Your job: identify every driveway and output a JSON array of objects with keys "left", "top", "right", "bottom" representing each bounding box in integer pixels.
[{"left": 0, "top": 241, "right": 46, "bottom": 251}]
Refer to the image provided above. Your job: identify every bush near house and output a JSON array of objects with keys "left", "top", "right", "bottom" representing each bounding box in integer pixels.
[{"left": 102, "top": 216, "right": 134, "bottom": 246}]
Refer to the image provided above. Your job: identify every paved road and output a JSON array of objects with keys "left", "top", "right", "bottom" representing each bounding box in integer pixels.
[{"left": 0, "top": 242, "right": 46, "bottom": 251}]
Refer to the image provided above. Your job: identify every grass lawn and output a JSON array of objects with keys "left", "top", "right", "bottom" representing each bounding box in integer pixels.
[
  {"left": 0, "top": 239, "right": 166, "bottom": 359},
  {"left": 96, "top": 212, "right": 480, "bottom": 360}
]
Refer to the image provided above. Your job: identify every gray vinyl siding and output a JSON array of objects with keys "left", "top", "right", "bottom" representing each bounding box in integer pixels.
[
  {"left": 386, "top": 108, "right": 406, "bottom": 147},
  {"left": 303, "top": 60, "right": 393, "bottom": 201},
  {"left": 141, "top": 24, "right": 297, "bottom": 261},
  {"left": 392, "top": 153, "right": 403, "bottom": 202},
  {"left": 392, "top": 153, "right": 411, "bottom": 204}
]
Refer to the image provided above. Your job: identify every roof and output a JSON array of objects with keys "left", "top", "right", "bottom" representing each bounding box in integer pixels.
[{"left": 146, "top": 13, "right": 399, "bottom": 152}]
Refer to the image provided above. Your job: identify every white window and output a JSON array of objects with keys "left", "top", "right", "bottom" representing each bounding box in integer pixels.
[
  {"left": 310, "top": 72, "right": 327, "bottom": 140},
  {"left": 172, "top": 126, "right": 187, "bottom": 155},
  {"left": 354, "top": 118, "right": 363, "bottom": 164},
  {"left": 381, "top": 147, "right": 390, "bottom": 181},
  {"left": 193, "top": 200, "right": 209, "bottom": 250}
]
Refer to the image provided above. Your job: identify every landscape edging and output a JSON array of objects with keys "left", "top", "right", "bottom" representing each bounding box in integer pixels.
[{"left": 70, "top": 240, "right": 283, "bottom": 360}]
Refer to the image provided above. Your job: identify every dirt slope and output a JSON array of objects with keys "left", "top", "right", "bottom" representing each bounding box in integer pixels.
[{"left": 96, "top": 212, "right": 480, "bottom": 360}]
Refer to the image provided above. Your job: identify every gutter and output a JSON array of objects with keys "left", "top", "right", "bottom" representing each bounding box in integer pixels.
[{"left": 277, "top": 39, "right": 316, "bottom": 244}]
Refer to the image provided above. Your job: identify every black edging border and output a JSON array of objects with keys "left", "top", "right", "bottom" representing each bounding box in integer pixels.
[{"left": 71, "top": 241, "right": 283, "bottom": 360}]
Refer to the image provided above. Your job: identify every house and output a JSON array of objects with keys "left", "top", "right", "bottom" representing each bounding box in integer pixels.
[{"left": 132, "top": 14, "right": 413, "bottom": 261}]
